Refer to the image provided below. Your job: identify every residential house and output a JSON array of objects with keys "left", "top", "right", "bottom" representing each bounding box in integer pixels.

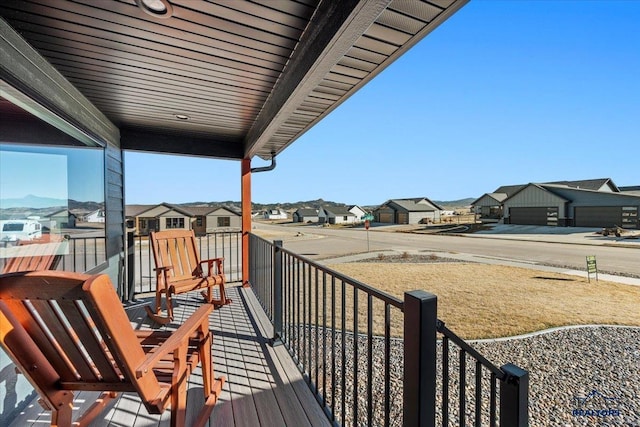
[
  {"left": 263, "top": 209, "right": 288, "bottom": 220},
  {"left": 39, "top": 209, "right": 76, "bottom": 230},
  {"left": 318, "top": 206, "right": 358, "bottom": 225},
  {"left": 473, "top": 178, "right": 640, "bottom": 228},
  {"left": 126, "top": 204, "right": 242, "bottom": 236},
  {"left": 348, "top": 205, "right": 368, "bottom": 222},
  {"left": 205, "top": 207, "right": 241, "bottom": 232},
  {"left": 293, "top": 208, "right": 320, "bottom": 223},
  {"left": 85, "top": 209, "right": 106, "bottom": 223},
  {"left": 472, "top": 185, "right": 525, "bottom": 221},
  {"left": 373, "top": 198, "right": 443, "bottom": 225},
  {"left": 126, "top": 203, "right": 192, "bottom": 235}
]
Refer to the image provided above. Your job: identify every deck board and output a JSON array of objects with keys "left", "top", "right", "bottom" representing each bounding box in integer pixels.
[{"left": 7, "top": 283, "right": 331, "bottom": 426}]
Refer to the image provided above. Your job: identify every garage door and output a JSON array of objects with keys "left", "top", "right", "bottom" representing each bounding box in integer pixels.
[
  {"left": 396, "top": 212, "right": 408, "bottom": 224},
  {"left": 509, "top": 207, "right": 557, "bottom": 226},
  {"left": 378, "top": 212, "right": 394, "bottom": 223},
  {"left": 574, "top": 206, "right": 622, "bottom": 228}
]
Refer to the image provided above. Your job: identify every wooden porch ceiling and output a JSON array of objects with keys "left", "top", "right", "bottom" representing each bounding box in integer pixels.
[{"left": 0, "top": 0, "right": 467, "bottom": 160}]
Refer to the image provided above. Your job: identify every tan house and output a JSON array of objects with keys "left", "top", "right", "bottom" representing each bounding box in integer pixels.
[
  {"left": 126, "top": 204, "right": 241, "bottom": 235},
  {"left": 204, "top": 207, "right": 241, "bottom": 232}
]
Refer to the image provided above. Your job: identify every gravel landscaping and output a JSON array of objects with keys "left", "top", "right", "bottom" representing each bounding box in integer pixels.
[{"left": 304, "top": 326, "right": 639, "bottom": 427}]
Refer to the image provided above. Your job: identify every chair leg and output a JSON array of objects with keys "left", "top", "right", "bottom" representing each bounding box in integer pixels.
[
  {"left": 171, "top": 346, "right": 188, "bottom": 427},
  {"left": 166, "top": 289, "right": 175, "bottom": 321},
  {"left": 193, "top": 329, "right": 225, "bottom": 427},
  {"left": 218, "top": 282, "right": 232, "bottom": 306},
  {"left": 49, "top": 400, "right": 73, "bottom": 426}
]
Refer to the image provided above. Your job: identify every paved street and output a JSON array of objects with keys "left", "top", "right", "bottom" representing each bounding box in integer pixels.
[{"left": 252, "top": 222, "right": 640, "bottom": 279}]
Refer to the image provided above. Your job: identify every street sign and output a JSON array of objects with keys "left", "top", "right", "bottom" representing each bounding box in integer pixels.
[
  {"left": 365, "top": 220, "right": 370, "bottom": 230},
  {"left": 361, "top": 214, "right": 374, "bottom": 221},
  {"left": 586, "top": 255, "right": 598, "bottom": 282}
]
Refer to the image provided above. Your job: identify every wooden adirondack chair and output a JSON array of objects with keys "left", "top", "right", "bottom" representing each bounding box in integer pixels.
[
  {"left": 1, "top": 234, "right": 65, "bottom": 273},
  {"left": 146, "top": 229, "right": 231, "bottom": 324},
  {"left": 0, "top": 270, "right": 225, "bottom": 427}
]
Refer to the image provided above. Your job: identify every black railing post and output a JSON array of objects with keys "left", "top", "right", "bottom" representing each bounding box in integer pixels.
[
  {"left": 403, "top": 290, "right": 437, "bottom": 427},
  {"left": 270, "top": 240, "right": 283, "bottom": 346},
  {"left": 126, "top": 231, "right": 135, "bottom": 301},
  {"left": 500, "top": 363, "right": 529, "bottom": 427}
]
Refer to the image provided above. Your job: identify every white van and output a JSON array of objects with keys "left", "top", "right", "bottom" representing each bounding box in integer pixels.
[{"left": 0, "top": 219, "right": 43, "bottom": 242}]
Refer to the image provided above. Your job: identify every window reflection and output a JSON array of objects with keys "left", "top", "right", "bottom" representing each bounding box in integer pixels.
[{"left": 0, "top": 143, "right": 106, "bottom": 273}]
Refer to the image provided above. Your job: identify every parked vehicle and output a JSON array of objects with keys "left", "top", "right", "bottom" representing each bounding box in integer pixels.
[{"left": 0, "top": 218, "right": 43, "bottom": 242}]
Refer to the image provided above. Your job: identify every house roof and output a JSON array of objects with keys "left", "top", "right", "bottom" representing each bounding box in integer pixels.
[
  {"left": 493, "top": 185, "right": 527, "bottom": 198},
  {"left": 125, "top": 204, "right": 156, "bottom": 217},
  {"left": 619, "top": 186, "right": 640, "bottom": 195},
  {"left": 384, "top": 198, "right": 442, "bottom": 212},
  {"left": 545, "top": 178, "right": 618, "bottom": 192},
  {"left": 183, "top": 206, "right": 219, "bottom": 216},
  {"left": 323, "top": 206, "right": 355, "bottom": 216},
  {"left": 470, "top": 192, "right": 508, "bottom": 206},
  {"left": 295, "top": 208, "right": 319, "bottom": 216},
  {"left": 504, "top": 183, "right": 571, "bottom": 203},
  {"left": 540, "top": 183, "right": 640, "bottom": 202},
  {"left": 1, "top": 1, "right": 468, "bottom": 161}
]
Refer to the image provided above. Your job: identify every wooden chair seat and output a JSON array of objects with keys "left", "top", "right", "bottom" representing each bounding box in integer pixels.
[
  {"left": 0, "top": 270, "right": 225, "bottom": 427},
  {"left": 146, "top": 229, "right": 231, "bottom": 324}
]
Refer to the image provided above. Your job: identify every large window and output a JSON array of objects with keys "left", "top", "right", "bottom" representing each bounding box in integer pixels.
[
  {"left": 0, "top": 143, "right": 106, "bottom": 272},
  {"left": 166, "top": 217, "right": 184, "bottom": 229},
  {"left": 217, "top": 216, "right": 230, "bottom": 227}
]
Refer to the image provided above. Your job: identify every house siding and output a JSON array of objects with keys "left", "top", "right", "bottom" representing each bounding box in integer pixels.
[
  {"left": 503, "top": 186, "right": 568, "bottom": 220},
  {"left": 206, "top": 208, "right": 241, "bottom": 232},
  {"left": 104, "top": 144, "right": 124, "bottom": 282}
]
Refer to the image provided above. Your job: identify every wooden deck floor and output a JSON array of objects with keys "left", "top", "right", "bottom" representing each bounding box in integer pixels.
[{"left": 8, "top": 284, "right": 331, "bottom": 427}]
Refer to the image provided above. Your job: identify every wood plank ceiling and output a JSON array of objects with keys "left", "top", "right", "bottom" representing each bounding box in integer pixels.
[{"left": 0, "top": 0, "right": 467, "bottom": 160}]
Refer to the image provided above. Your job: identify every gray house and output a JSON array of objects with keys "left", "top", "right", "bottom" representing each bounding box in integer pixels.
[
  {"left": 293, "top": 208, "right": 320, "bottom": 223},
  {"left": 373, "top": 198, "right": 443, "bottom": 225},
  {"left": 480, "top": 178, "right": 640, "bottom": 228},
  {"left": 472, "top": 185, "right": 525, "bottom": 221}
]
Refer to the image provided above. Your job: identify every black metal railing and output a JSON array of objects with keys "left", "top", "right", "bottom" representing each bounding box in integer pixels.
[
  {"left": 248, "top": 234, "right": 529, "bottom": 427},
  {"left": 129, "top": 230, "right": 242, "bottom": 298},
  {"left": 437, "top": 321, "right": 529, "bottom": 427},
  {"left": 250, "top": 234, "right": 405, "bottom": 426}
]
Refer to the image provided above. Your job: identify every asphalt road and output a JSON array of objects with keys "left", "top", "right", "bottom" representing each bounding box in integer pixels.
[{"left": 253, "top": 222, "right": 640, "bottom": 278}]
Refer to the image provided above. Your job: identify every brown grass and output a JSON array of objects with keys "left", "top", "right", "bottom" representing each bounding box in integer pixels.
[{"left": 325, "top": 262, "right": 640, "bottom": 340}]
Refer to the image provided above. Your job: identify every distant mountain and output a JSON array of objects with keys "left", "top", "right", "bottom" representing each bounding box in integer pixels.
[
  {"left": 0, "top": 194, "right": 66, "bottom": 208},
  {"left": 178, "top": 198, "right": 350, "bottom": 212},
  {"left": 433, "top": 198, "right": 476, "bottom": 208},
  {"left": 178, "top": 198, "right": 476, "bottom": 211}
]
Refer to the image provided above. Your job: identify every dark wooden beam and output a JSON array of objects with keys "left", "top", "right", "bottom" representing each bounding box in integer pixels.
[
  {"left": 120, "top": 127, "right": 244, "bottom": 160},
  {"left": 0, "top": 17, "right": 119, "bottom": 147},
  {"left": 0, "top": 115, "right": 84, "bottom": 146},
  {"left": 243, "top": 0, "right": 391, "bottom": 159}
]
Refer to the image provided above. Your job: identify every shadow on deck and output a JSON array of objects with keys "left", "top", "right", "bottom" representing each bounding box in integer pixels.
[{"left": 8, "top": 284, "right": 330, "bottom": 427}]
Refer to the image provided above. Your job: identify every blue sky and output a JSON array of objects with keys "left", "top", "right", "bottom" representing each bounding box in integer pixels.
[{"left": 125, "top": 0, "right": 640, "bottom": 206}]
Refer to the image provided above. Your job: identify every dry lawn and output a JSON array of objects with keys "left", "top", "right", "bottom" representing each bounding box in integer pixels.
[{"left": 325, "top": 262, "right": 640, "bottom": 340}]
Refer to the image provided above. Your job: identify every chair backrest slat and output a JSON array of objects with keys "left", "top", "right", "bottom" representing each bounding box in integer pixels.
[
  {"left": 57, "top": 300, "right": 123, "bottom": 383},
  {"left": 151, "top": 230, "right": 202, "bottom": 282},
  {"left": 2, "top": 299, "right": 79, "bottom": 382},
  {"left": 29, "top": 299, "right": 101, "bottom": 381}
]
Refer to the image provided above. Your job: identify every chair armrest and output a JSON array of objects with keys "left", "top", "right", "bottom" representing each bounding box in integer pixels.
[
  {"left": 200, "top": 258, "right": 224, "bottom": 275},
  {"left": 153, "top": 265, "right": 173, "bottom": 272},
  {"left": 135, "top": 304, "right": 213, "bottom": 378},
  {"left": 200, "top": 258, "right": 223, "bottom": 264}
]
